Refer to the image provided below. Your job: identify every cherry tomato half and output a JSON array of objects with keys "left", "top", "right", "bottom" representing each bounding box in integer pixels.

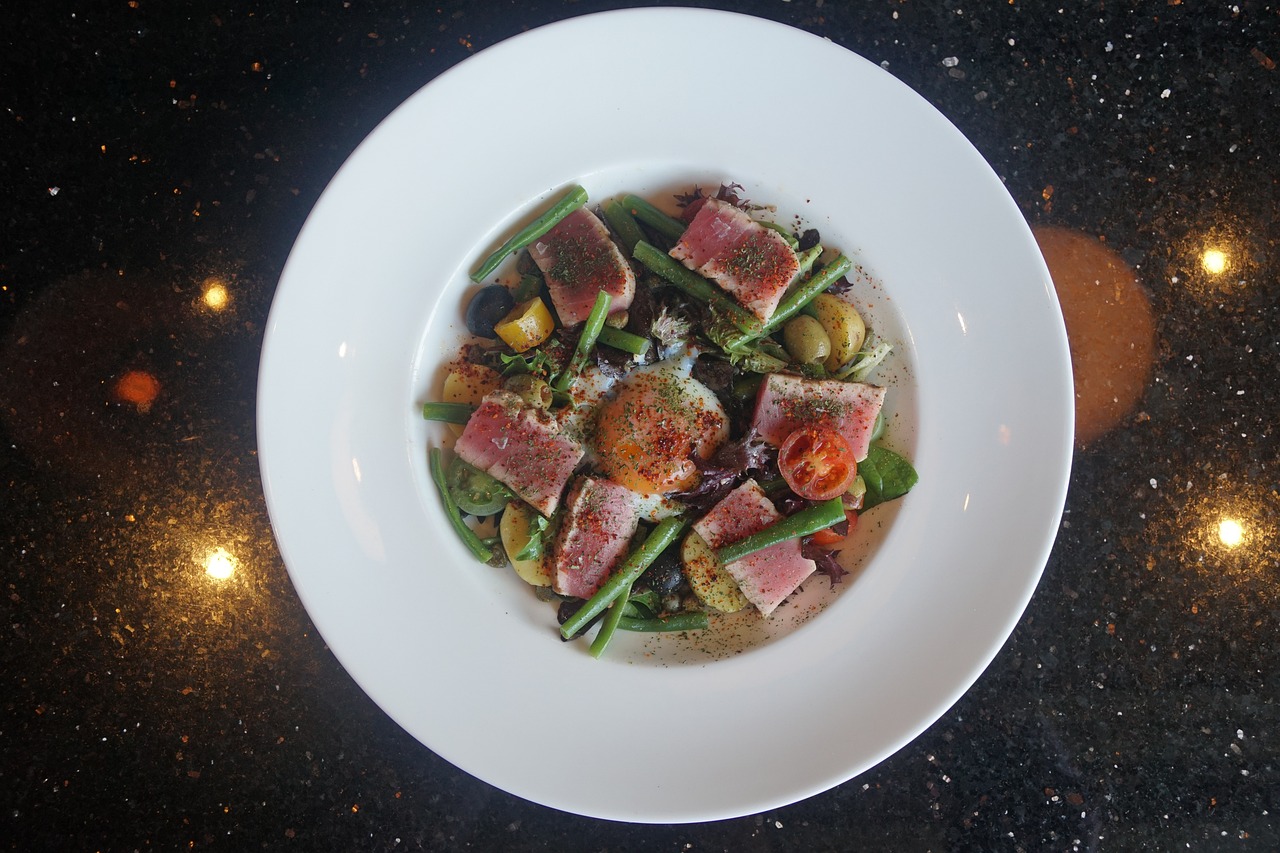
[
  {"left": 778, "top": 426, "right": 857, "bottom": 501},
  {"left": 810, "top": 509, "right": 857, "bottom": 546}
]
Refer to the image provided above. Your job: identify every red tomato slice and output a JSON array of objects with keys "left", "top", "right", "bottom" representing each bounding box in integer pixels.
[{"left": 778, "top": 426, "right": 857, "bottom": 501}]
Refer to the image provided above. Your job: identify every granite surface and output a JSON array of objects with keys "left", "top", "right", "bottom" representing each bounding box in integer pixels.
[{"left": 3, "top": 1, "right": 1277, "bottom": 850}]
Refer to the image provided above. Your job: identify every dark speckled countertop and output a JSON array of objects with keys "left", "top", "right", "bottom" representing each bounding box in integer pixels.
[{"left": 3, "top": 2, "right": 1278, "bottom": 850}]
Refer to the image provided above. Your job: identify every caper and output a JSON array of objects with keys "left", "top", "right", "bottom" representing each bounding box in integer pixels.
[
  {"left": 783, "top": 315, "right": 831, "bottom": 364},
  {"left": 504, "top": 374, "right": 552, "bottom": 410},
  {"left": 465, "top": 285, "right": 515, "bottom": 338}
]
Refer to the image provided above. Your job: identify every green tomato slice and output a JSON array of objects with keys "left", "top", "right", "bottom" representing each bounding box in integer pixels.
[{"left": 446, "top": 457, "right": 514, "bottom": 516}]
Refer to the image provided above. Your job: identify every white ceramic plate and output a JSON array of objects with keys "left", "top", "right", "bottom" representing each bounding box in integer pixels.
[{"left": 258, "top": 9, "right": 1073, "bottom": 823}]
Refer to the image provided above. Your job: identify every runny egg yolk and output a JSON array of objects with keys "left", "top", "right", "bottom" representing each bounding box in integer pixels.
[{"left": 593, "top": 362, "right": 728, "bottom": 495}]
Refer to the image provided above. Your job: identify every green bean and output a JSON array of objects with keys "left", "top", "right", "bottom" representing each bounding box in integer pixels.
[
  {"left": 617, "top": 613, "right": 710, "bottom": 633},
  {"left": 760, "top": 220, "right": 800, "bottom": 249},
  {"left": 621, "top": 194, "right": 687, "bottom": 241},
  {"left": 560, "top": 516, "right": 687, "bottom": 639},
  {"left": 596, "top": 325, "right": 651, "bottom": 356},
  {"left": 714, "top": 497, "right": 845, "bottom": 565},
  {"left": 470, "top": 185, "right": 589, "bottom": 283},
  {"left": 757, "top": 253, "right": 852, "bottom": 339},
  {"left": 588, "top": 580, "right": 632, "bottom": 659},
  {"left": 421, "top": 401, "right": 477, "bottom": 424},
  {"left": 429, "top": 448, "right": 493, "bottom": 563},
  {"left": 601, "top": 199, "right": 647, "bottom": 254},
  {"left": 552, "top": 290, "right": 612, "bottom": 392},
  {"left": 793, "top": 244, "right": 823, "bottom": 280},
  {"left": 632, "top": 241, "right": 762, "bottom": 335}
]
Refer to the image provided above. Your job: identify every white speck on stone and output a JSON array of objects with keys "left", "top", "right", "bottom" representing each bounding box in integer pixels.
[
  {"left": 942, "top": 56, "right": 959, "bottom": 67},
  {"left": 48, "top": 187, "right": 60, "bottom": 196},
  {"left": 1150, "top": 478, "right": 1158, "bottom": 488},
  {"left": 775, "top": 820, "right": 783, "bottom": 829},
  {"left": 1161, "top": 88, "right": 1172, "bottom": 98},
  {"left": 1105, "top": 41, "right": 1114, "bottom": 52},
  {"left": 1237, "top": 729, "right": 1245, "bottom": 740},
  {"left": 1236, "top": 390, "right": 1244, "bottom": 395},
  {"left": 1007, "top": 38, "right": 1015, "bottom": 46}
]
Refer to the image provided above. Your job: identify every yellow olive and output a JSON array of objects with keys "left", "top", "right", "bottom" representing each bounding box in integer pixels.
[{"left": 782, "top": 314, "right": 832, "bottom": 365}]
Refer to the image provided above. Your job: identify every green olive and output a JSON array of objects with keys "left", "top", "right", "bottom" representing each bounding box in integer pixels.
[
  {"left": 782, "top": 315, "right": 832, "bottom": 365},
  {"left": 503, "top": 373, "right": 553, "bottom": 410}
]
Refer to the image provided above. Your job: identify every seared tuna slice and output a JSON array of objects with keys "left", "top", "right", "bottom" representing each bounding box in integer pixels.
[
  {"left": 551, "top": 477, "right": 641, "bottom": 598},
  {"left": 692, "top": 479, "right": 816, "bottom": 617},
  {"left": 528, "top": 208, "right": 635, "bottom": 326},
  {"left": 751, "top": 373, "right": 886, "bottom": 462},
  {"left": 455, "top": 389, "right": 584, "bottom": 516},
  {"left": 669, "top": 198, "right": 800, "bottom": 323}
]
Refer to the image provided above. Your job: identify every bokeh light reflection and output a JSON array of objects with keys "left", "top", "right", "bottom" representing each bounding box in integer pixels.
[{"left": 203, "top": 546, "right": 238, "bottom": 581}]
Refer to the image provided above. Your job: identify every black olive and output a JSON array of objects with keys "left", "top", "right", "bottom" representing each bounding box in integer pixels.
[
  {"left": 465, "top": 285, "right": 515, "bottom": 338},
  {"left": 638, "top": 548, "right": 684, "bottom": 596},
  {"left": 798, "top": 228, "right": 821, "bottom": 252}
]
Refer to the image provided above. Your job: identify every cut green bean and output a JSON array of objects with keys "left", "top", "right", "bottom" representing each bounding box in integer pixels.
[
  {"left": 621, "top": 194, "right": 687, "bottom": 241},
  {"left": 617, "top": 613, "right": 710, "bottom": 633},
  {"left": 470, "top": 185, "right": 589, "bottom": 283},
  {"left": 601, "top": 199, "right": 647, "bottom": 254},
  {"left": 560, "top": 516, "right": 688, "bottom": 639},
  {"left": 596, "top": 325, "right": 651, "bottom": 356},
  {"left": 421, "top": 401, "right": 476, "bottom": 424},
  {"left": 632, "top": 241, "right": 762, "bottom": 335},
  {"left": 552, "top": 290, "right": 612, "bottom": 392},
  {"left": 757, "top": 253, "right": 852, "bottom": 339},
  {"left": 588, "top": 580, "right": 632, "bottom": 658},
  {"left": 715, "top": 497, "right": 845, "bottom": 565},
  {"left": 793, "top": 244, "right": 823, "bottom": 280},
  {"left": 429, "top": 448, "right": 493, "bottom": 563},
  {"left": 760, "top": 220, "right": 800, "bottom": 249}
]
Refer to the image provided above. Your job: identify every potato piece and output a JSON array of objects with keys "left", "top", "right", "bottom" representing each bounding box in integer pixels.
[
  {"left": 499, "top": 501, "right": 551, "bottom": 587},
  {"left": 810, "top": 293, "right": 867, "bottom": 373},
  {"left": 442, "top": 363, "right": 501, "bottom": 436},
  {"left": 681, "top": 530, "right": 749, "bottom": 613}
]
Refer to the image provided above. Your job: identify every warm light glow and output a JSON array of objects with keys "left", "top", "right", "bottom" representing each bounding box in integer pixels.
[
  {"left": 202, "top": 279, "right": 230, "bottom": 311},
  {"left": 204, "top": 547, "right": 238, "bottom": 580},
  {"left": 1201, "top": 249, "right": 1228, "bottom": 275},
  {"left": 114, "top": 370, "right": 161, "bottom": 412},
  {"left": 1218, "top": 518, "right": 1245, "bottom": 548}
]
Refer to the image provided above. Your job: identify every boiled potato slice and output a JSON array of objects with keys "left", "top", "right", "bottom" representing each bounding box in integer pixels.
[
  {"left": 810, "top": 293, "right": 867, "bottom": 373},
  {"left": 681, "top": 530, "right": 748, "bottom": 613},
  {"left": 499, "top": 501, "right": 551, "bottom": 587},
  {"left": 442, "top": 362, "right": 501, "bottom": 436}
]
